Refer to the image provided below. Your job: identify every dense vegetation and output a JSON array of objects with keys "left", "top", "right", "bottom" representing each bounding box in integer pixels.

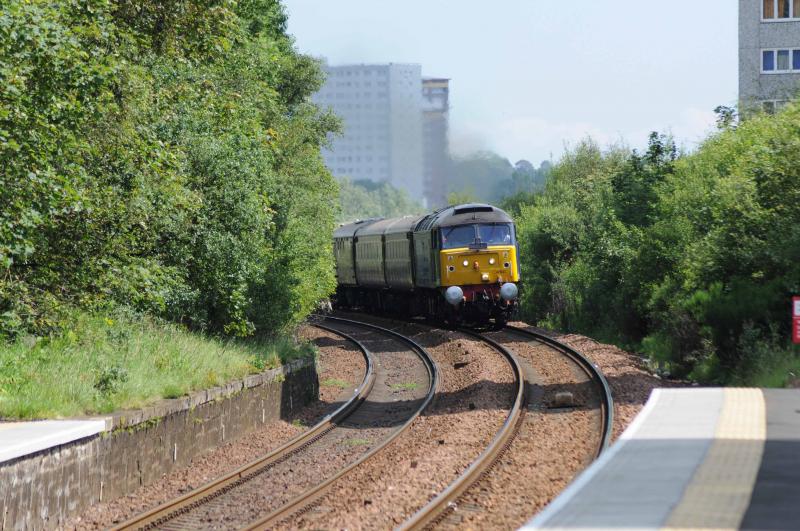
[
  {"left": 0, "top": 0, "right": 339, "bottom": 340},
  {"left": 512, "top": 105, "right": 800, "bottom": 385},
  {"left": 337, "top": 178, "right": 424, "bottom": 222},
  {"left": 448, "top": 153, "right": 549, "bottom": 204},
  {"left": 0, "top": 0, "right": 336, "bottom": 417}
]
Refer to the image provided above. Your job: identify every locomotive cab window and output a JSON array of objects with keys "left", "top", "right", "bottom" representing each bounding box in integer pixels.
[
  {"left": 441, "top": 226, "right": 476, "bottom": 249},
  {"left": 441, "top": 223, "right": 515, "bottom": 249},
  {"left": 478, "top": 224, "right": 514, "bottom": 245}
]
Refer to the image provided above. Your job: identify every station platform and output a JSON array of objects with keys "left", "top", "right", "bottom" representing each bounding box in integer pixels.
[
  {"left": 524, "top": 388, "right": 800, "bottom": 531},
  {"left": 0, "top": 418, "right": 109, "bottom": 464}
]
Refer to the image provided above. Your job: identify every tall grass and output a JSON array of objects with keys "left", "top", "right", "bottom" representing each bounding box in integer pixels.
[{"left": 0, "top": 309, "right": 315, "bottom": 419}]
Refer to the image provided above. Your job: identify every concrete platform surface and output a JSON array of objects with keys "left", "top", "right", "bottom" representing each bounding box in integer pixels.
[
  {"left": 523, "top": 387, "right": 800, "bottom": 531},
  {"left": 0, "top": 419, "right": 109, "bottom": 464}
]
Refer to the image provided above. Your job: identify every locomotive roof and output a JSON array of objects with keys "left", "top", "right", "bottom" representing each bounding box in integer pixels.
[
  {"left": 415, "top": 204, "right": 514, "bottom": 230},
  {"left": 356, "top": 215, "right": 423, "bottom": 237}
]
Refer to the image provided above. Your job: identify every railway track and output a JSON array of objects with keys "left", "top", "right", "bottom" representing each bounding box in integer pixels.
[
  {"left": 115, "top": 315, "right": 613, "bottom": 530},
  {"left": 398, "top": 323, "right": 614, "bottom": 530},
  {"left": 506, "top": 324, "right": 614, "bottom": 453},
  {"left": 114, "top": 317, "right": 437, "bottom": 531}
]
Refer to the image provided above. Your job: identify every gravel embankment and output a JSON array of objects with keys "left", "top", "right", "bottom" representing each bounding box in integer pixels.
[
  {"left": 435, "top": 328, "right": 603, "bottom": 529},
  {"left": 162, "top": 321, "right": 431, "bottom": 528},
  {"left": 519, "top": 323, "right": 680, "bottom": 440},
  {"left": 281, "top": 319, "right": 516, "bottom": 530},
  {"left": 439, "top": 323, "right": 681, "bottom": 530},
  {"left": 67, "top": 325, "right": 366, "bottom": 530}
]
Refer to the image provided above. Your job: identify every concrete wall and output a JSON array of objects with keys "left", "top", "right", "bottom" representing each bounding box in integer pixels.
[
  {"left": 0, "top": 358, "right": 318, "bottom": 530},
  {"left": 739, "top": 0, "right": 800, "bottom": 107}
]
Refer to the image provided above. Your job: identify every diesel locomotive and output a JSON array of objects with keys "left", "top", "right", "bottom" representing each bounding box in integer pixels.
[{"left": 333, "top": 203, "right": 520, "bottom": 326}]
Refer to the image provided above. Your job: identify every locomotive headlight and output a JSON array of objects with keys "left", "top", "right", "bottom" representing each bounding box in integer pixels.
[
  {"left": 462, "top": 260, "right": 469, "bottom": 267},
  {"left": 500, "top": 282, "right": 518, "bottom": 301},
  {"left": 489, "top": 258, "right": 496, "bottom": 265},
  {"left": 444, "top": 286, "right": 464, "bottom": 306}
]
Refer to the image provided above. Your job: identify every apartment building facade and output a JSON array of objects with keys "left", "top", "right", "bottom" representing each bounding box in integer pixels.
[
  {"left": 313, "top": 63, "right": 424, "bottom": 202},
  {"left": 740, "top": 0, "right": 800, "bottom": 111}
]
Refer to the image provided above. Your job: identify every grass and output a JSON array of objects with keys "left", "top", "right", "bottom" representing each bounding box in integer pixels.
[
  {"left": 321, "top": 378, "right": 349, "bottom": 389},
  {"left": 342, "top": 438, "right": 371, "bottom": 446},
  {"left": 740, "top": 349, "right": 800, "bottom": 388},
  {"left": 390, "top": 382, "right": 418, "bottom": 391},
  {"left": 0, "top": 308, "right": 316, "bottom": 419}
]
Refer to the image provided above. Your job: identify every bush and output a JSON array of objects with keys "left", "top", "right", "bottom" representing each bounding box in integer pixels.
[
  {"left": 512, "top": 105, "right": 800, "bottom": 385},
  {"left": 337, "top": 178, "right": 424, "bottom": 223},
  {"left": 0, "top": 0, "right": 339, "bottom": 339}
]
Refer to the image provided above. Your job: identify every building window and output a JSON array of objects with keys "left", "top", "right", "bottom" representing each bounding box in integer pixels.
[
  {"left": 762, "top": 100, "right": 789, "bottom": 113},
  {"left": 762, "top": 49, "right": 800, "bottom": 72},
  {"left": 763, "top": 0, "right": 800, "bottom": 19}
]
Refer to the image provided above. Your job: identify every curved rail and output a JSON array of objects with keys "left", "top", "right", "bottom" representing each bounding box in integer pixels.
[
  {"left": 398, "top": 328, "right": 526, "bottom": 531},
  {"left": 113, "top": 321, "right": 376, "bottom": 531},
  {"left": 243, "top": 316, "right": 439, "bottom": 530},
  {"left": 506, "top": 325, "right": 615, "bottom": 455},
  {"left": 400, "top": 324, "right": 615, "bottom": 530}
]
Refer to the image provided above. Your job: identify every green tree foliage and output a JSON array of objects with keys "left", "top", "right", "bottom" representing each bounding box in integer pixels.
[
  {"left": 337, "top": 179, "right": 424, "bottom": 222},
  {"left": 499, "top": 160, "right": 552, "bottom": 215},
  {"left": 449, "top": 151, "right": 513, "bottom": 203},
  {"left": 512, "top": 105, "right": 800, "bottom": 384},
  {"left": 447, "top": 190, "right": 478, "bottom": 206},
  {"left": 0, "top": 0, "right": 339, "bottom": 339},
  {"left": 449, "top": 153, "right": 550, "bottom": 205}
]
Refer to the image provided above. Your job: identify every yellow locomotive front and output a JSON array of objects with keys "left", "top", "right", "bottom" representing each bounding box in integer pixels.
[{"left": 437, "top": 221, "right": 520, "bottom": 326}]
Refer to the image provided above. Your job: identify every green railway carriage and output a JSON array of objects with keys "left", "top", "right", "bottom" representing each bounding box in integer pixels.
[{"left": 333, "top": 204, "right": 521, "bottom": 326}]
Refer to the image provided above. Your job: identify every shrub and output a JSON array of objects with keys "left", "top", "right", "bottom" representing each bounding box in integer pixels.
[
  {"left": 0, "top": 0, "right": 339, "bottom": 339},
  {"left": 512, "top": 105, "right": 800, "bottom": 384}
]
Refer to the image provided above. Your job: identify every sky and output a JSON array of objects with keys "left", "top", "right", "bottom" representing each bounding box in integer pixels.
[{"left": 282, "top": 0, "right": 738, "bottom": 164}]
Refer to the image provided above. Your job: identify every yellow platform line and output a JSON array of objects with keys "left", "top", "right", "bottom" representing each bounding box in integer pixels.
[{"left": 662, "top": 388, "right": 766, "bottom": 531}]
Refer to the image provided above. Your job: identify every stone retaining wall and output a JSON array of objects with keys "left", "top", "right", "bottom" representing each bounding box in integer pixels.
[{"left": 0, "top": 358, "right": 318, "bottom": 530}]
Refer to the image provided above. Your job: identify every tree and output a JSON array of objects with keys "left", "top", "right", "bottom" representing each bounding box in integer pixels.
[
  {"left": 0, "top": 0, "right": 340, "bottom": 338},
  {"left": 510, "top": 102, "right": 800, "bottom": 384},
  {"left": 338, "top": 179, "right": 424, "bottom": 222},
  {"left": 447, "top": 190, "right": 478, "bottom": 206},
  {"left": 449, "top": 151, "right": 514, "bottom": 203}
]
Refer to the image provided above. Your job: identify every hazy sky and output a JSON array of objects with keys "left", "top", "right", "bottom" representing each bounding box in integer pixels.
[{"left": 283, "top": 1, "right": 738, "bottom": 164}]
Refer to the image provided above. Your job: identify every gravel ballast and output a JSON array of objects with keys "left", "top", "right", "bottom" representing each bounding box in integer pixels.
[
  {"left": 435, "top": 323, "right": 681, "bottom": 530},
  {"left": 279, "top": 319, "right": 517, "bottom": 530},
  {"left": 157, "top": 320, "right": 432, "bottom": 529}
]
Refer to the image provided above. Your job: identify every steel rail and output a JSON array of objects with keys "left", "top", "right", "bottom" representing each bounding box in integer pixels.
[
  {"left": 113, "top": 321, "right": 375, "bottom": 531},
  {"left": 400, "top": 324, "right": 615, "bottom": 530},
  {"left": 505, "top": 325, "right": 615, "bottom": 455},
  {"left": 242, "top": 315, "right": 439, "bottom": 530},
  {"left": 398, "top": 328, "right": 526, "bottom": 531}
]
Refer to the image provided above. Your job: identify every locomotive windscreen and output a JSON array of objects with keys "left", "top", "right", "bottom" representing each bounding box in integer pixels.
[{"left": 441, "top": 223, "right": 514, "bottom": 249}]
